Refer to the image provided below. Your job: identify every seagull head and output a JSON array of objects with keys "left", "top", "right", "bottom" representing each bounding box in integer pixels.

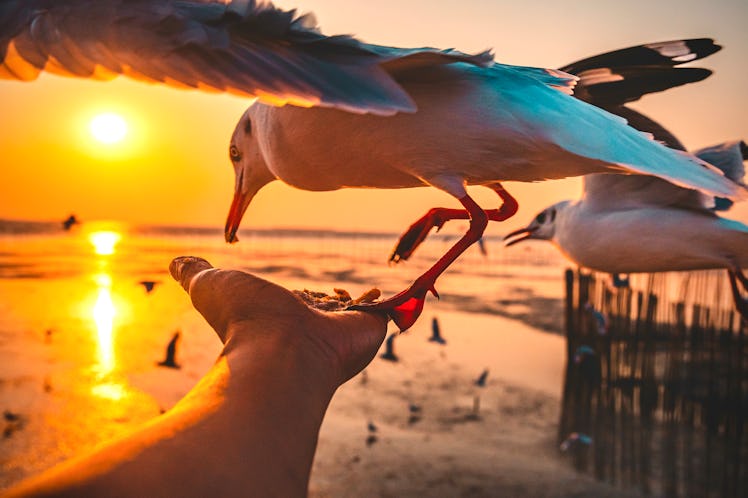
[
  {"left": 504, "top": 201, "right": 569, "bottom": 246},
  {"left": 225, "top": 107, "right": 277, "bottom": 243}
]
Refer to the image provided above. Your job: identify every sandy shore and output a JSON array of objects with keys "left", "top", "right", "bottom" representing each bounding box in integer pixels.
[{"left": 0, "top": 271, "right": 640, "bottom": 497}]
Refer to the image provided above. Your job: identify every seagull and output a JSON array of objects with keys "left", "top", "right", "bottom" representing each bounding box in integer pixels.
[
  {"left": 139, "top": 280, "right": 160, "bottom": 294},
  {"left": 379, "top": 333, "right": 399, "bottom": 362},
  {"left": 428, "top": 316, "right": 447, "bottom": 344},
  {"left": 474, "top": 368, "right": 489, "bottom": 388},
  {"left": 2, "top": 3, "right": 744, "bottom": 331},
  {"left": 505, "top": 140, "right": 748, "bottom": 319},
  {"left": 559, "top": 432, "right": 593, "bottom": 452},
  {"left": 62, "top": 214, "right": 79, "bottom": 231},
  {"left": 157, "top": 330, "right": 181, "bottom": 369}
]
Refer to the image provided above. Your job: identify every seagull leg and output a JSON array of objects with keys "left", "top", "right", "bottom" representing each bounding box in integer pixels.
[
  {"left": 727, "top": 270, "right": 748, "bottom": 321},
  {"left": 350, "top": 194, "right": 490, "bottom": 331},
  {"left": 389, "top": 183, "right": 518, "bottom": 263}
]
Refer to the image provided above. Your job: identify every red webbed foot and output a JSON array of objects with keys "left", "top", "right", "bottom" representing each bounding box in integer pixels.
[
  {"left": 389, "top": 208, "right": 468, "bottom": 263},
  {"left": 348, "top": 277, "right": 440, "bottom": 332},
  {"left": 389, "top": 183, "right": 518, "bottom": 264}
]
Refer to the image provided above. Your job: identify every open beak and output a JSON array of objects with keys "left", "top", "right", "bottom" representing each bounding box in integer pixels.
[
  {"left": 225, "top": 171, "right": 252, "bottom": 244},
  {"left": 503, "top": 226, "right": 536, "bottom": 247}
]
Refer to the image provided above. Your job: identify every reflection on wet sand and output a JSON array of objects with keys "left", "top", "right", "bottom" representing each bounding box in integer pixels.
[{"left": 88, "top": 229, "right": 130, "bottom": 401}]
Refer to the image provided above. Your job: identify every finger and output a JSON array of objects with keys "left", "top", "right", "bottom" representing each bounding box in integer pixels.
[{"left": 169, "top": 256, "right": 215, "bottom": 292}]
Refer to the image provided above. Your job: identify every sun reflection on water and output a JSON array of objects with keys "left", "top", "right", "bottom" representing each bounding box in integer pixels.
[
  {"left": 92, "top": 274, "right": 116, "bottom": 373},
  {"left": 89, "top": 230, "right": 121, "bottom": 256}
]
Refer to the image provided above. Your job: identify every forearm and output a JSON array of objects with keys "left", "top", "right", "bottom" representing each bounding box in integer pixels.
[{"left": 4, "top": 331, "right": 337, "bottom": 498}]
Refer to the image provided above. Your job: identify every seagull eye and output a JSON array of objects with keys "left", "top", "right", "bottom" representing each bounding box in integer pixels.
[
  {"left": 229, "top": 145, "right": 242, "bottom": 162},
  {"left": 536, "top": 212, "right": 547, "bottom": 224}
]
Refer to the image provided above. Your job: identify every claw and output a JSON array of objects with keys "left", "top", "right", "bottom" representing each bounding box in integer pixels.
[
  {"left": 389, "top": 208, "right": 457, "bottom": 264},
  {"left": 348, "top": 287, "right": 429, "bottom": 332}
]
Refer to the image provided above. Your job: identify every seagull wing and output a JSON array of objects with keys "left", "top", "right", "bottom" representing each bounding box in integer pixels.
[
  {"left": 559, "top": 38, "right": 720, "bottom": 149},
  {"left": 583, "top": 141, "right": 746, "bottom": 212},
  {"left": 560, "top": 38, "right": 721, "bottom": 104},
  {"left": 0, "top": 0, "right": 488, "bottom": 115}
]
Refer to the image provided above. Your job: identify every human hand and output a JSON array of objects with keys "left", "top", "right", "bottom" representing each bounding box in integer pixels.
[{"left": 169, "top": 256, "right": 388, "bottom": 387}]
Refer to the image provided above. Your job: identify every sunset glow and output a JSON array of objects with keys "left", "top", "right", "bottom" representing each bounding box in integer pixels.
[
  {"left": 90, "top": 113, "right": 128, "bottom": 144},
  {"left": 89, "top": 231, "right": 121, "bottom": 255}
]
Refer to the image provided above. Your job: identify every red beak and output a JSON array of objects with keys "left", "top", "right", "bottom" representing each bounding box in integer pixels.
[{"left": 225, "top": 171, "right": 249, "bottom": 244}]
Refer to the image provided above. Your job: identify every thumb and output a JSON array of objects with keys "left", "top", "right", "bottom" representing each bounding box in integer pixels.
[
  {"left": 170, "top": 256, "right": 215, "bottom": 293},
  {"left": 170, "top": 256, "right": 232, "bottom": 341}
]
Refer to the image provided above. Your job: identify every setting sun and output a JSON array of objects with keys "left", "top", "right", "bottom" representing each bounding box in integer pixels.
[{"left": 90, "top": 113, "right": 128, "bottom": 144}]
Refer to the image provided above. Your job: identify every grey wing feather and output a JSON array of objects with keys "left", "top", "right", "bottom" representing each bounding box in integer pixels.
[
  {"left": 0, "top": 0, "right": 492, "bottom": 115},
  {"left": 584, "top": 141, "right": 746, "bottom": 212}
]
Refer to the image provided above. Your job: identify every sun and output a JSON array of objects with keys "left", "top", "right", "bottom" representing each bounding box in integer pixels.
[{"left": 90, "top": 113, "right": 128, "bottom": 144}]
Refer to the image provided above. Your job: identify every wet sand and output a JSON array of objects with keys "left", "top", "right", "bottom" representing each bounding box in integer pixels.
[{"left": 0, "top": 226, "right": 639, "bottom": 496}]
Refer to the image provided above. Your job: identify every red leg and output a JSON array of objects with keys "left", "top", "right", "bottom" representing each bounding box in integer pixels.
[
  {"left": 389, "top": 183, "right": 518, "bottom": 263},
  {"left": 349, "top": 194, "right": 490, "bottom": 331},
  {"left": 728, "top": 270, "right": 748, "bottom": 321}
]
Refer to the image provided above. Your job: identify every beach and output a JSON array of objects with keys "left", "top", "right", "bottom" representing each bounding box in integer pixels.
[{"left": 1, "top": 220, "right": 639, "bottom": 496}]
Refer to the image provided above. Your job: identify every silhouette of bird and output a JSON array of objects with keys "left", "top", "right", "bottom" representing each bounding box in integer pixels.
[
  {"left": 408, "top": 403, "right": 422, "bottom": 425},
  {"left": 62, "top": 214, "right": 79, "bottom": 231},
  {"left": 366, "top": 420, "right": 378, "bottom": 447},
  {"left": 379, "top": 334, "right": 399, "bottom": 363},
  {"left": 0, "top": 5, "right": 741, "bottom": 332},
  {"left": 428, "top": 317, "right": 447, "bottom": 345},
  {"left": 474, "top": 369, "right": 489, "bottom": 387},
  {"left": 367, "top": 421, "right": 378, "bottom": 433},
  {"left": 157, "top": 331, "right": 181, "bottom": 369},
  {"left": 139, "top": 280, "right": 160, "bottom": 294},
  {"left": 612, "top": 274, "right": 630, "bottom": 288}
]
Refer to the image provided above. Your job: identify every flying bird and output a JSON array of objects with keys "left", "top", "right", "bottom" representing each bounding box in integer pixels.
[
  {"left": 157, "top": 330, "right": 181, "bottom": 369},
  {"left": 505, "top": 141, "right": 748, "bottom": 319},
  {"left": 474, "top": 368, "right": 489, "bottom": 387},
  {"left": 139, "top": 280, "right": 160, "bottom": 294},
  {"left": 1, "top": 2, "right": 743, "bottom": 331}
]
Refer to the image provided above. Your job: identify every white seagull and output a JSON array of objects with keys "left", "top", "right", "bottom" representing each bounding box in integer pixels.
[
  {"left": 505, "top": 141, "right": 748, "bottom": 318},
  {"left": 1, "top": 1, "right": 745, "bottom": 331}
]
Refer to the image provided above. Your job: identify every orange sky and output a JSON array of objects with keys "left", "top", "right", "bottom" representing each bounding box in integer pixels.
[{"left": 0, "top": 0, "right": 746, "bottom": 234}]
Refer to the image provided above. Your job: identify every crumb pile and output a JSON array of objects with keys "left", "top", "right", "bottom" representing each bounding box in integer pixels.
[{"left": 293, "top": 287, "right": 381, "bottom": 311}]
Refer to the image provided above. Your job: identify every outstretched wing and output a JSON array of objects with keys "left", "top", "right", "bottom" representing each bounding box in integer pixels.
[{"left": 0, "top": 0, "right": 490, "bottom": 115}]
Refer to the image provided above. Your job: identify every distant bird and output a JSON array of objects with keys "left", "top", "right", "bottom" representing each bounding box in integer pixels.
[
  {"left": 573, "top": 345, "right": 596, "bottom": 365},
  {"left": 428, "top": 317, "right": 447, "bottom": 345},
  {"left": 379, "top": 334, "right": 399, "bottom": 363},
  {"left": 408, "top": 403, "right": 422, "bottom": 425},
  {"left": 583, "top": 303, "right": 609, "bottom": 335},
  {"left": 157, "top": 331, "right": 181, "bottom": 369},
  {"left": 139, "top": 280, "right": 160, "bottom": 294},
  {"left": 366, "top": 420, "right": 378, "bottom": 447},
  {"left": 62, "top": 214, "right": 79, "bottom": 231},
  {"left": 3, "top": 410, "right": 20, "bottom": 422},
  {"left": 474, "top": 369, "right": 489, "bottom": 387},
  {"left": 560, "top": 432, "right": 593, "bottom": 452},
  {"left": 573, "top": 345, "right": 601, "bottom": 385},
  {"left": 0, "top": 3, "right": 741, "bottom": 331},
  {"left": 506, "top": 140, "right": 748, "bottom": 319},
  {"left": 612, "top": 274, "right": 630, "bottom": 288}
]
